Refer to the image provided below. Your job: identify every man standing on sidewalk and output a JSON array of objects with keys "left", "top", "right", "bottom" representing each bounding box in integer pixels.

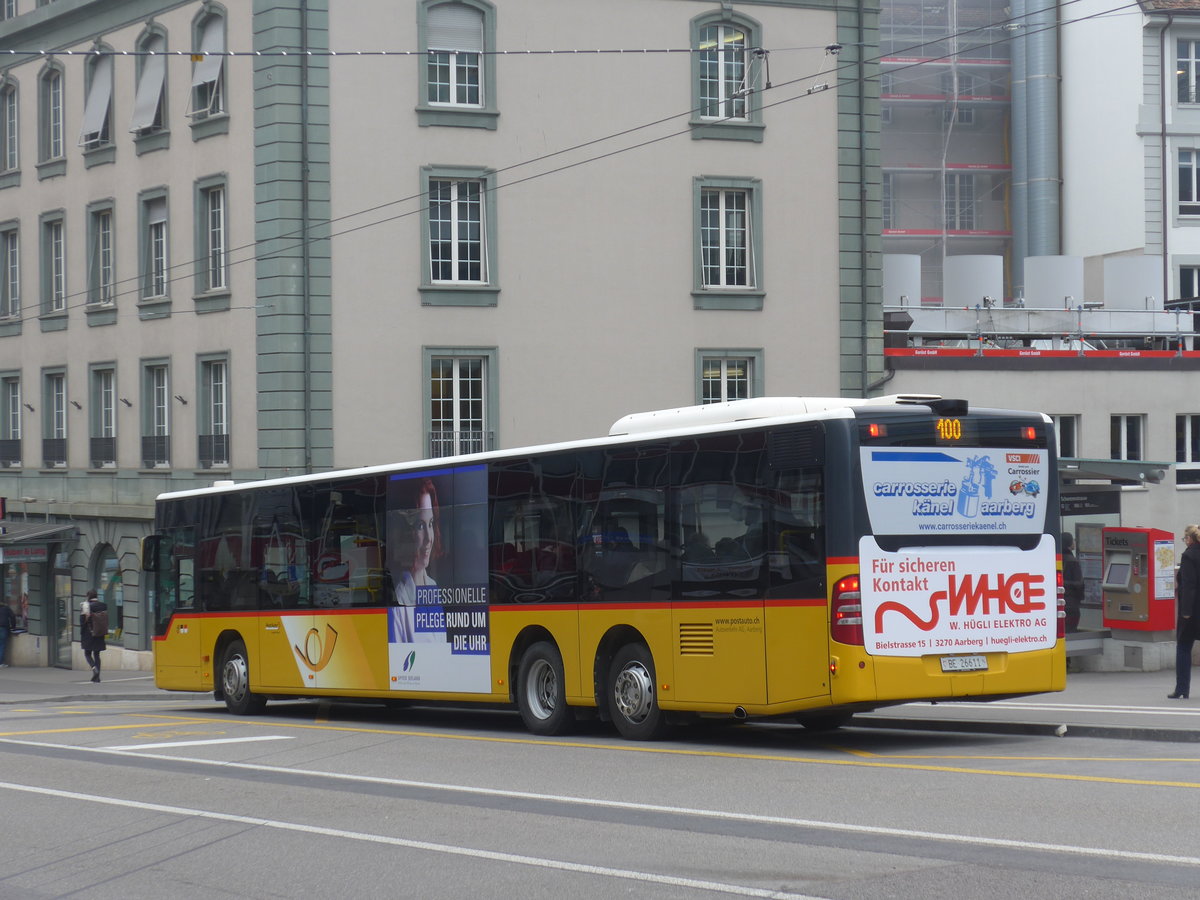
[{"left": 0, "top": 601, "right": 13, "bottom": 666}]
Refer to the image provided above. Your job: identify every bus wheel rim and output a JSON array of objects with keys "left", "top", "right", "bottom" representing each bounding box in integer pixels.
[
  {"left": 224, "top": 654, "right": 248, "bottom": 702},
  {"left": 613, "top": 662, "right": 653, "bottom": 724},
  {"left": 526, "top": 658, "right": 557, "bottom": 719}
]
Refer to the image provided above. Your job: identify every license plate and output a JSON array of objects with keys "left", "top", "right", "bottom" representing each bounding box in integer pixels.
[{"left": 940, "top": 655, "right": 987, "bottom": 672}]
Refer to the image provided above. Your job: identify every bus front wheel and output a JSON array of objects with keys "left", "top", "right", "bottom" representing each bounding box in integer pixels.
[
  {"left": 608, "top": 644, "right": 669, "bottom": 741},
  {"left": 516, "top": 641, "right": 573, "bottom": 736},
  {"left": 221, "top": 639, "right": 267, "bottom": 715}
]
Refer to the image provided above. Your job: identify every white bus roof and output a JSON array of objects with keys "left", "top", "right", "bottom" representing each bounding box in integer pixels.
[
  {"left": 609, "top": 394, "right": 945, "bottom": 436},
  {"left": 155, "top": 394, "right": 951, "bottom": 503}
]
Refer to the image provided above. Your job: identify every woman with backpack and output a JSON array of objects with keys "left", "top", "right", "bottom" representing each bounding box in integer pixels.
[{"left": 80, "top": 589, "right": 108, "bottom": 683}]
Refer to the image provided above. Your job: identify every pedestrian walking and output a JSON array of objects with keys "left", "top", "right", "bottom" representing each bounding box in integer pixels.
[
  {"left": 1170, "top": 524, "right": 1200, "bottom": 699},
  {"left": 80, "top": 589, "right": 108, "bottom": 683},
  {"left": 0, "top": 601, "right": 15, "bottom": 667}
]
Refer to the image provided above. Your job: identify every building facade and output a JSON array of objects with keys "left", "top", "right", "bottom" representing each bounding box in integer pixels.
[{"left": 0, "top": 0, "right": 883, "bottom": 667}]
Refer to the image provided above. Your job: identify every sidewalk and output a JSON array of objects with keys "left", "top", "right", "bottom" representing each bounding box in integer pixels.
[{"left": 0, "top": 665, "right": 1197, "bottom": 742}]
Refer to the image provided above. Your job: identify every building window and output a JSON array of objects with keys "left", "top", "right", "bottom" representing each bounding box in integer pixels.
[
  {"left": 689, "top": 12, "right": 764, "bottom": 140},
  {"left": 945, "top": 173, "right": 975, "bottom": 230},
  {"left": 43, "top": 370, "right": 66, "bottom": 466},
  {"left": 130, "top": 32, "right": 167, "bottom": 136},
  {"left": 1, "top": 80, "right": 17, "bottom": 172},
  {"left": 1, "top": 2, "right": 16, "bottom": 22},
  {"left": 1051, "top": 414, "right": 1078, "bottom": 458},
  {"left": 1110, "top": 414, "right": 1144, "bottom": 462},
  {"left": 41, "top": 214, "right": 65, "bottom": 314},
  {"left": 693, "top": 177, "right": 764, "bottom": 309},
  {"left": 1177, "top": 415, "right": 1200, "bottom": 485},
  {"left": 90, "top": 366, "right": 115, "bottom": 467},
  {"left": 421, "top": 166, "right": 499, "bottom": 305},
  {"left": 697, "top": 351, "right": 763, "bottom": 405},
  {"left": 427, "top": 352, "right": 494, "bottom": 457},
  {"left": 79, "top": 53, "right": 113, "bottom": 149},
  {"left": 199, "top": 357, "right": 229, "bottom": 468},
  {"left": 189, "top": 12, "right": 225, "bottom": 120},
  {"left": 142, "top": 362, "right": 170, "bottom": 467},
  {"left": 39, "top": 65, "right": 63, "bottom": 162},
  {"left": 429, "top": 177, "right": 484, "bottom": 283},
  {"left": 88, "top": 206, "right": 114, "bottom": 305},
  {"left": 0, "top": 225, "right": 17, "bottom": 318},
  {"left": 141, "top": 195, "right": 168, "bottom": 299},
  {"left": 1180, "top": 150, "right": 1200, "bottom": 217},
  {"left": 198, "top": 180, "right": 227, "bottom": 292},
  {"left": 0, "top": 375, "right": 20, "bottom": 467},
  {"left": 1180, "top": 40, "right": 1200, "bottom": 104},
  {"left": 417, "top": 0, "right": 497, "bottom": 129}
]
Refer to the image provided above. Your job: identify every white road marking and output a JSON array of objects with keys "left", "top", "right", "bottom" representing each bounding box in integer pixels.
[
  {"left": 104, "top": 735, "right": 294, "bottom": 750},
  {"left": 0, "top": 780, "right": 821, "bottom": 900},
  {"left": 2, "top": 736, "right": 1199, "bottom": 870}
]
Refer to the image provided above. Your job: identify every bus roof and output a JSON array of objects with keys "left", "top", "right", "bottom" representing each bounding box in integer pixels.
[{"left": 154, "top": 394, "right": 963, "bottom": 503}]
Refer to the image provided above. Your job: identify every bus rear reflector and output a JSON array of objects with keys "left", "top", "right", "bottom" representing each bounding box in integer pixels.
[
  {"left": 1056, "top": 568, "right": 1066, "bottom": 639},
  {"left": 831, "top": 575, "right": 864, "bottom": 646}
]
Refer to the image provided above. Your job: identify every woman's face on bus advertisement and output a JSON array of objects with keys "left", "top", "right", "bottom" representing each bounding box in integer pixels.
[{"left": 412, "top": 491, "right": 435, "bottom": 572}]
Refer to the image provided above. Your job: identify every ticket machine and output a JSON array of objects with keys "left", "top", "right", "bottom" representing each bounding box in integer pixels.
[{"left": 1101, "top": 526, "right": 1175, "bottom": 631}]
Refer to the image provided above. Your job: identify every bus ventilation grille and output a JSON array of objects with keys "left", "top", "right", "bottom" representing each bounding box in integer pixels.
[
  {"left": 679, "top": 623, "right": 715, "bottom": 656},
  {"left": 769, "top": 427, "right": 824, "bottom": 469}
]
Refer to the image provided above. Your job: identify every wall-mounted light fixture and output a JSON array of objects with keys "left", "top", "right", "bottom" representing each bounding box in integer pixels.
[
  {"left": 70, "top": 400, "right": 82, "bottom": 410},
  {"left": 174, "top": 395, "right": 188, "bottom": 405},
  {"left": 22, "top": 403, "right": 33, "bottom": 412},
  {"left": 120, "top": 398, "right": 132, "bottom": 407}
]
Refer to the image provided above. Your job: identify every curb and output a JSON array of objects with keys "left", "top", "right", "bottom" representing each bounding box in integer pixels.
[{"left": 859, "top": 715, "right": 1200, "bottom": 743}]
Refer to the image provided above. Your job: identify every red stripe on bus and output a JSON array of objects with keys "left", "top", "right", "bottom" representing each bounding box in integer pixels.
[{"left": 826, "top": 557, "right": 857, "bottom": 566}]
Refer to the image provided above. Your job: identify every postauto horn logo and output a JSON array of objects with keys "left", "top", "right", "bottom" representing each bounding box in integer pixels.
[{"left": 402, "top": 650, "right": 417, "bottom": 672}]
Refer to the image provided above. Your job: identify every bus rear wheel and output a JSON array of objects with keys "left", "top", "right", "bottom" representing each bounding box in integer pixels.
[
  {"left": 516, "top": 641, "right": 573, "bottom": 736},
  {"left": 221, "top": 639, "right": 267, "bottom": 715},
  {"left": 608, "top": 644, "right": 669, "bottom": 741}
]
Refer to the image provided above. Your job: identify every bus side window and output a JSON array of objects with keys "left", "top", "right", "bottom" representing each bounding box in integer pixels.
[
  {"left": 489, "top": 456, "right": 578, "bottom": 603},
  {"left": 767, "top": 467, "right": 826, "bottom": 598}
]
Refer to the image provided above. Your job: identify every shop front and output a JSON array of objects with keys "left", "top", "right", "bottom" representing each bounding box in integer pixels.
[{"left": 0, "top": 522, "right": 79, "bottom": 667}]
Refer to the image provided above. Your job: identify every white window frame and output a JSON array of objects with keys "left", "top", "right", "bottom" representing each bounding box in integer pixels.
[
  {"left": 2, "top": 376, "right": 19, "bottom": 441},
  {"left": 200, "top": 357, "right": 229, "bottom": 468},
  {"left": 40, "top": 66, "right": 63, "bottom": 161},
  {"left": 945, "top": 172, "right": 975, "bottom": 230},
  {"left": 426, "top": 3, "right": 483, "bottom": 108},
  {"left": 1180, "top": 39, "right": 1200, "bottom": 105},
  {"left": 92, "top": 366, "right": 116, "bottom": 467},
  {"left": 189, "top": 14, "right": 225, "bottom": 120},
  {"left": 1, "top": 81, "right": 17, "bottom": 172},
  {"left": 89, "top": 206, "right": 114, "bottom": 306},
  {"left": 1177, "top": 414, "right": 1200, "bottom": 486},
  {"left": 1180, "top": 149, "right": 1200, "bottom": 217},
  {"left": 698, "top": 352, "right": 761, "bottom": 404},
  {"left": 1051, "top": 414, "right": 1079, "bottom": 459},
  {"left": 142, "top": 196, "right": 168, "bottom": 299},
  {"left": 1110, "top": 414, "right": 1145, "bottom": 462},
  {"left": 0, "top": 226, "right": 17, "bottom": 318},
  {"left": 42, "top": 216, "right": 65, "bottom": 313},
  {"left": 697, "top": 23, "right": 748, "bottom": 121},
  {"left": 203, "top": 183, "right": 227, "bottom": 291},
  {"left": 700, "top": 187, "right": 753, "bottom": 288},
  {"left": 428, "top": 177, "right": 487, "bottom": 285},
  {"left": 427, "top": 351, "right": 492, "bottom": 457},
  {"left": 143, "top": 362, "right": 170, "bottom": 468}
]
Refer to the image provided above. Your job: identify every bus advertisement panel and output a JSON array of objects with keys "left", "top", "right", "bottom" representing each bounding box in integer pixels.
[
  {"left": 385, "top": 465, "right": 491, "bottom": 693},
  {"left": 858, "top": 446, "right": 1057, "bottom": 658}
]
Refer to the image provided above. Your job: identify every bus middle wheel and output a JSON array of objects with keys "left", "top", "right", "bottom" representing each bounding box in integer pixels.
[
  {"left": 608, "top": 644, "right": 669, "bottom": 741},
  {"left": 516, "top": 641, "right": 573, "bottom": 735}
]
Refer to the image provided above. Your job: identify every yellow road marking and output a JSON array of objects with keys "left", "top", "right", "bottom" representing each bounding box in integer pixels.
[
  {"left": 39, "top": 712, "right": 1187, "bottom": 790},
  {"left": 0, "top": 719, "right": 213, "bottom": 737}
]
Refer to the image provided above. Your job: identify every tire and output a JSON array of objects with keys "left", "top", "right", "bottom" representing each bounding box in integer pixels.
[
  {"left": 796, "top": 712, "right": 851, "bottom": 732},
  {"left": 516, "top": 641, "right": 573, "bottom": 736},
  {"left": 608, "top": 643, "right": 669, "bottom": 741},
  {"left": 221, "top": 639, "right": 267, "bottom": 715}
]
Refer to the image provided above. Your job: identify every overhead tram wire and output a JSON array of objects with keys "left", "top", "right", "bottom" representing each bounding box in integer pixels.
[{"left": 3, "top": 0, "right": 1144, "bottom": 326}]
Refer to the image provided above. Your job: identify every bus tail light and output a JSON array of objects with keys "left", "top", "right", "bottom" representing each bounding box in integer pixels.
[
  {"left": 831, "top": 575, "right": 864, "bottom": 646},
  {"left": 1056, "top": 567, "right": 1066, "bottom": 639}
]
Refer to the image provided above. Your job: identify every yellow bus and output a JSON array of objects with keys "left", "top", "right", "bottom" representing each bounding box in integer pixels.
[{"left": 143, "top": 395, "right": 1065, "bottom": 739}]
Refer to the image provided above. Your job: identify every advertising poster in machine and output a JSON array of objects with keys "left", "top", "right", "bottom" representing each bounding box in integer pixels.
[
  {"left": 858, "top": 447, "right": 1057, "bottom": 657},
  {"left": 386, "top": 465, "right": 491, "bottom": 692}
]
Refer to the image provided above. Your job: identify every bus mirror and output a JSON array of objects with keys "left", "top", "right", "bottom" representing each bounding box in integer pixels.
[{"left": 141, "top": 535, "right": 161, "bottom": 572}]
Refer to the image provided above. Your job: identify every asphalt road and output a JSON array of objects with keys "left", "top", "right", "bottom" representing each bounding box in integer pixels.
[{"left": 1, "top": 695, "right": 1198, "bottom": 899}]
